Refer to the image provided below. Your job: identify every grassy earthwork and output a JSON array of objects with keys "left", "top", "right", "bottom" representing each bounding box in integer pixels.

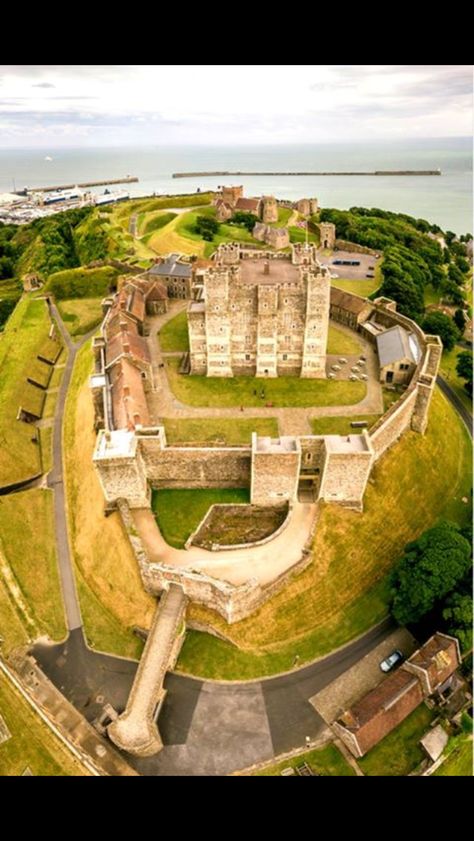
[
  {"left": 177, "top": 387, "right": 472, "bottom": 679},
  {"left": 246, "top": 743, "right": 356, "bottom": 776},
  {"left": 0, "top": 298, "right": 62, "bottom": 486},
  {"left": 358, "top": 704, "right": 435, "bottom": 776},
  {"left": 152, "top": 488, "right": 250, "bottom": 549},
  {"left": 63, "top": 341, "right": 155, "bottom": 659},
  {"left": 0, "top": 672, "right": 90, "bottom": 776},
  {"left": 57, "top": 297, "right": 104, "bottom": 337}
]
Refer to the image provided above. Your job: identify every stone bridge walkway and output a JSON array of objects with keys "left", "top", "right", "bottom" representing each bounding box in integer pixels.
[{"left": 145, "top": 305, "right": 383, "bottom": 437}]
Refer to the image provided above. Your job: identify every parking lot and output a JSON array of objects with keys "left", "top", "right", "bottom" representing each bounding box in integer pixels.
[{"left": 318, "top": 249, "right": 380, "bottom": 280}]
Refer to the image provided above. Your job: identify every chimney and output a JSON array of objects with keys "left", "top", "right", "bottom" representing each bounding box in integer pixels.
[
  {"left": 119, "top": 299, "right": 126, "bottom": 310},
  {"left": 123, "top": 340, "right": 130, "bottom": 353},
  {"left": 120, "top": 320, "right": 128, "bottom": 333},
  {"left": 263, "top": 260, "right": 270, "bottom": 275}
]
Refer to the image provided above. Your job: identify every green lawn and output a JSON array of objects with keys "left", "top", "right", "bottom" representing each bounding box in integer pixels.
[
  {"left": 43, "top": 266, "right": 118, "bottom": 300},
  {"left": 158, "top": 310, "right": 189, "bottom": 352},
  {"left": 327, "top": 323, "right": 363, "bottom": 356},
  {"left": 250, "top": 743, "right": 356, "bottom": 776},
  {"left": 162, "top": 416, "right": 279, "bottom": 446},
  {"left": 57, "top": 297, "right": 104, "bottom": 337},
  {"left": 0, "top": 298, "right": 61, "bottom": 486},
  {"left": 166, "top": 359, "right": 366, "bottom": 408},
  {"left": 152, "top": 488, "right": 249, "bottom": 549},
  {"left": 289, "top": 226, "right": 318, "bottom": 244},
  {"left": 311, "top": 414, "right": 380, "bottom": 435},
  {"left": 440, "top": 346, "right": 472, "bottom": 414},
  {"left": 0, "top": 672, "right": 89, "bottom": 776},
  {"left": 433, "top": 738, "right": 473, "bottom": 776},
  {"left": 0, "top": 489, "right": 66, "bottom": 647},
  {"left": 358, "top": 704, "right": 435, "bottom": 776},
  {"left": 331, "top": 277, "right": 380, "bottom": 297},
  {"left": 179, "top": 387, "right": 472, "bottom": 679}
]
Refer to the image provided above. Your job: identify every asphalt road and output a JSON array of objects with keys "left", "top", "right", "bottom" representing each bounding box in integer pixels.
[{"left": 437, "top": 374, "right": 473, "bottom": 438}]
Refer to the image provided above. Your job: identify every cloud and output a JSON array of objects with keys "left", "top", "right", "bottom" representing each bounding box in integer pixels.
[{"left": 32, "top": 82, "right": 56, "bottom": 88}]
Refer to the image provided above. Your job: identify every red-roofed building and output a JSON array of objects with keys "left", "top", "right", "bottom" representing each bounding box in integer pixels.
[
  {"left": 333, "top": 633, "right": 461, "bottom": 758},
  {"left": 109, "top": 358, "right": 150, "bottom": 431}
]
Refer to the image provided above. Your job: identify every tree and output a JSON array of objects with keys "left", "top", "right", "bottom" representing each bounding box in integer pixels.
[
  {"left": 194, "top": 215, "right": 220, "bottom": 242},
  {"left": 455, "top": 255, "right": 470, "bottom": 274},
  {"left": 456, "top": 350, "right": 473, "bottom": 396},
  {"left": 448, "top": 263, "right": 466, "bottom": 286},
  {"left": 443, "top": 591, "right": 473, "bottom": 653},
  {"left": 453, "top": 308, "right": 467, "bottom": 333},
  {"left": 390, "top": 522, "right": 472, "bottom": 625},
  {"left": 443, "top": 280, "right": 466, "bottom": 308},
  {"left": 231, "top": 211, "right": 258, "bottom": 232},
  {"left": 445, "top": 230, "right": 457, "bottom": 245},
  {"left": 422, "top": 311, "right": 459, "bottom": 351}
]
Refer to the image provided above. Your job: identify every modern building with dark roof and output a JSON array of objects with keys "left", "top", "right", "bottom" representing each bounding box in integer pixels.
[
  {"left": 333, "top": 633, "right": 461, "bottom": 758},
  {"left": 147, "top": 254, "right": 193, "bottom": 298}
]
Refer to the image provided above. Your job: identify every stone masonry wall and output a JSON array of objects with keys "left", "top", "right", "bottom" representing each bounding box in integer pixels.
[
  {"left": 369, "top": 388, "right": 418, "bottom": 459},
  {"left": 320, "top": 449, "right": 374, "bottom": 510},
  {"left": 139, "top": 437, "right": 251, "bottom": 489}
]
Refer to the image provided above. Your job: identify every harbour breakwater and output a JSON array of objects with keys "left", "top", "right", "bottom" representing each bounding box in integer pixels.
[
  {"left": 17, "top": 176, "right": 139, "bottom": 195},
  {"left": 172, "top": 170, "right": 441, "bottom": 178}
]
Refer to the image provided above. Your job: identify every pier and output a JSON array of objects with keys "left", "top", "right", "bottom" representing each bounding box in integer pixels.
[
  {"left": 172, "top": 170, "right": 441, "bottom": 178},
  {"left": 18, "top": 176, "right": 139, "bottom": 195}
]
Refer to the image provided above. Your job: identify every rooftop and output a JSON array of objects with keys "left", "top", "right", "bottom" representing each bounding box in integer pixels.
[
  {"left": 330, "top": 286, "right": 371, "bottom": 315},
  {"left": 376, "top": 325, "right": 421, "bottom": 367},
  {"left": 255, "top": 436, "right": 298, "bottom": 453},
  {"left": 239, "top": 258, "right": 300, "bottom": 286},
  {"left": 324, "top": 434, "right": 370, "bottom": 453},
  {"left": 94, "top": 428, "right": 137, "bottom": 460},
  {"left": 148, "top": 254, "right": 192, "bottom": 279}
]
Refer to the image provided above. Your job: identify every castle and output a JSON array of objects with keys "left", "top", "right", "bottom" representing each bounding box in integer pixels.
[{"left": 188, "top": 243, "right": 330, "bottom": 378}]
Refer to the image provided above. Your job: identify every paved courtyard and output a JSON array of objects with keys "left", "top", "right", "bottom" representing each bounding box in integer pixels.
[{"left": 318, "top": 249, "right": 381, "bottom": 280}]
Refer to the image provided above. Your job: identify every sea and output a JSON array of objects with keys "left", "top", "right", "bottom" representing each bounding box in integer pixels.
[{"left": 0, "top": 137, "right": 471, "bottom": 234}]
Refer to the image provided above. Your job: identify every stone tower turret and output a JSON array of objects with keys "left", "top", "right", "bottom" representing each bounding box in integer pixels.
[
  {"left": 262, "top": 196, "right": 278, "bottom": 224},
  {"left": 319, "top": 222, "right": 336, "bottom": 249},
  {"left": 301, "top": 265, "right": 330, "bottom": 378}
]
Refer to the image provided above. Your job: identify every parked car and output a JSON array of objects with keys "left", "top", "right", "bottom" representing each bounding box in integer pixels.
[{"left": 380, "top": 649, "right": 404, "bottom": 672}]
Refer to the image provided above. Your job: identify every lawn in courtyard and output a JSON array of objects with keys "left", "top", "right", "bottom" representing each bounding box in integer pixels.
[
  {"left": 249, "top": 743, "right": 355, "bottom": 776},
  {"left": 0, "top": 673, "right": 90, "bottom": 776},
  {"left": 152, "top": 488, "right": 249, "bottom": 548},
  {"left": 358, "top": 704, "right": 435, "bottom": 776},
  {"left": 331, "top": 277, "right": 380, "bottom": 298},
  {"left": 179, "top": 388, "right": 472, "bottom": 679},
  {"left": 327, "top": 323, "right": 363, "bottom": 356},
  {"left": 166, "top": 359, "right": 366, "bottom": 408},
  {"left": 162, "top": 417, "right": 279, "bottom": 446},
  {"left": 311, "top": 414, "right": 381, "bottom": 435},
  {"left": 158, "top": 310, "right": 189, "bottom": 352}
]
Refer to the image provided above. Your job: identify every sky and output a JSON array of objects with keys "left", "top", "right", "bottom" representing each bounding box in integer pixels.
[{"left": 0, "top": 64, "right": 472, "bottom": 148}]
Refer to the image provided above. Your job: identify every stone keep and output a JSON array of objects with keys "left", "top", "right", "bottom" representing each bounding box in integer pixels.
[{"left": 301, "top": 267, "right": 331, "bottom": 378}]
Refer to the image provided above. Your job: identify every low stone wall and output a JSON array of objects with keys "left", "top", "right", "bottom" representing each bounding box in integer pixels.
[
  {"left": 334, "top": 239, "right": 380, "bottom": 256},
  {"left": 370, "top": 388, "right": 418, "bottom": 459},
  {"left": 185, "top": 501, "right": 292, "bottom": 551},
  {"left": 117, "top": 499, "right": 318, "bottom": 624}
]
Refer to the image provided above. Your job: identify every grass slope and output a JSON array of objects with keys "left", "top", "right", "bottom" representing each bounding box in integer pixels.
[
  {"left": 0, "top": 489, "right": 66, "bottom": 644},
  {"left": 64, "top": 342, "right": 155, "bottom": 659},
  {"left": 178, "top": 388, "right": 472, "bottom": 679},
  {"left": 0, "top": 673, "right": 89, "bottom": 776},
  {"left": 0, "top": 298, "right": 60, "bottom": 486},
  {"left": 57, "top": 297, "right": 104, "bottom": 336},
  {"left": 44, "top": 266, "right": 118, "bottom": 300}
]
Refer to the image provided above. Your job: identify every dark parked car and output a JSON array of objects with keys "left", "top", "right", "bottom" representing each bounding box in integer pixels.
[{"left": 380, "top": 650, "right": 404, "bottom": 673}]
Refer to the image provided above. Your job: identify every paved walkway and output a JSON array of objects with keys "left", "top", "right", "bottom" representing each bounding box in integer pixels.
[
  {"left": 46, "top": 302, "right": 96, "bottom": 632},
  {"left": 147, "top": 308, "right": 383, "bottom": 437},
  {"left": 133, "top": 502, "right": 316, "bottom": 586}
]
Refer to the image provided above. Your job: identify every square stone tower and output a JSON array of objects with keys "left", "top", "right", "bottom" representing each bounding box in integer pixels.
[
  {"left": 261, "top": 196, "right": 278, "bottom": 224},
  {"left": 301, "top": 266, "right": 331, "bottom": 378},
  {"left": 319, "top": 222, "right": 336, "bottom": 249}
]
